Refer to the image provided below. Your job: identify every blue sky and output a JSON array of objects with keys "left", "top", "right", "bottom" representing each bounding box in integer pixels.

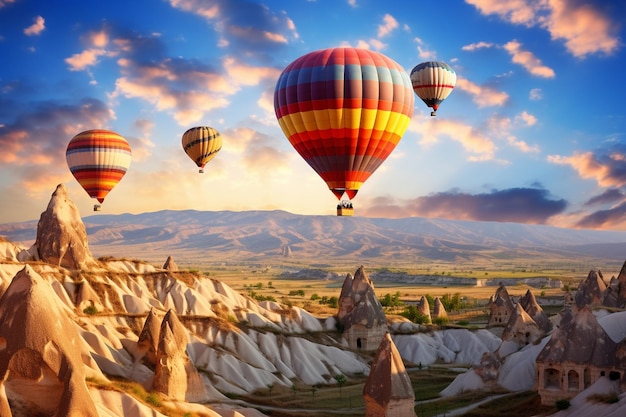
[{"left": 1, "top": 0, "right": 625, "bottom": 230}]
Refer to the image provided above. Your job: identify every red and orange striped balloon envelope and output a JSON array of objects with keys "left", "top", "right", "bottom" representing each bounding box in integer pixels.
[
  {"left": 273, "top": 47, "right": 414, "bottom": 201},
  {"left": 66, "top": 129, "right": 132, "bottom": 205}
]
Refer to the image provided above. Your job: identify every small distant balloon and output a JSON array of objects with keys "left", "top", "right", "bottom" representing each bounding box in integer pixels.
[
  {"left": 66, "top": 129, "right": 132, "bottom": 211},
  {"left": 410, "top": 61, "right": 456, "bottom": 116},
  {"left": 181, "top": 126, "right": 222, "bottom": 173},
  {"left": 274, "top": 47, "right": 414, "bottom": 214}
]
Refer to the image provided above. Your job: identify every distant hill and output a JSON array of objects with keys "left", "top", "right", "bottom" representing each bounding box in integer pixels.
[{"left": 2, "top": 209, "right": 626, "bottom": 269}]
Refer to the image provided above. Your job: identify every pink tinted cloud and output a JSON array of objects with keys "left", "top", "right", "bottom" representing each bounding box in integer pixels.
[
  {"left": 467, "top": 0, "right": 620, "bottom": 58},
  {"left": 546, "top": 0, "right": 620, "bottom": 57},
  {"left": 378, "top": 14, "right": 399, "bottom": 38},
  {"left": 24, "top": 16, "right": 45, "bottom": 36},
  {"left": 503, "top": 40, "right": 555, "bottom": 78},
  {"left": 548, "top": 151, "right": 626, "bottom": 188},
  {"left": 409, "top": 117, "right": 496, "bottom": 161},
  {"left": 455, "top": 77, "right": 509, "bottom": 107}
]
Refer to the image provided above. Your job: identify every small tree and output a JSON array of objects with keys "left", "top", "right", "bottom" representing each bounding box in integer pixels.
[{"left": 334, "top": 374, "right": 347, "bottom": 398}]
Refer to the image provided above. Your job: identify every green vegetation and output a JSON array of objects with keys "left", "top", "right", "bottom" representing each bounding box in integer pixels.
[
  {"left": 83, "top": 305, "right": 98, "bottom": 315},
  {"left": 555, "top": 398, "right": 571, "bottom": 410}
]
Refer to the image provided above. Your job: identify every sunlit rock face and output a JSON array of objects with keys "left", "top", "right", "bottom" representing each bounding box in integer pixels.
[
  {"left": 163, "top": 255, "right": 178, "bottom": 271},
  {"left": 0, "top": 265, "right": 101, "bottom": 417},
  {"left": 433, "top": 297, "right": 447, "bottom": 320},
  {"left": 417, "top": 295, "right": 431, "bottom": 323},
  {"left": 34, "top": 184, "right": 96, "bottom": 270},
  {"left": 363, "top": 333, "right": 416, "bottom": 417},
  {"left": 337, "top": 266, "right": 387, "bottom": 351},
  {"left": 152, "top": 309, "right": 208, "bottom": 402}
]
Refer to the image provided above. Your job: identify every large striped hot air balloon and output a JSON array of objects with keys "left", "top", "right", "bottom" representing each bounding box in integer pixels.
[
  {"left": 273, "top": 47, "right": 414, "bottom": 215},
  {"left": 410, "top": 61, "right": 456, "bottom": 116},
  {"left": 181, "top": 126, "right": 222, "bottom": 173},
  {"left": 66, "top": 129, "right": 132, "bottom": 211}
]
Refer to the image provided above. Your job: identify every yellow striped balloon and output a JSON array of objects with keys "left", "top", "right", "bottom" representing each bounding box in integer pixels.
[
  {"left": 181, "top": 126, "right": 222, "bottom": 173},
  {"left": 66, "top": 129, "right": 132, "bottom": 207},
  {"left": 274, "top": 47, "right": 414, "bottom": 201}
]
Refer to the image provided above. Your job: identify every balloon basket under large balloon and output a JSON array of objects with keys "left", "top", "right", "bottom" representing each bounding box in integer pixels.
[
  {"left": 199, "top": 168, "right": 204, "bottom": 173},
  {"left": 93, "top": 204, "right": 102, "bottom": 212},
  {"left": 430, "top": 111, "right": 437, "bottom": 117},
  {"left": 336, "top": 200, "right": 354, "bottom": 216}
]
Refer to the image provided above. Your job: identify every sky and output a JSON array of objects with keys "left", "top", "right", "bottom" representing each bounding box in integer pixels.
[{"left": 1, "top": 0, "right": 626, "bottom": 230}]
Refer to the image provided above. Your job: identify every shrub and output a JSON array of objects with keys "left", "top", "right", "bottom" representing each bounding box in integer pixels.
[
  {"left": 555, "top": 399, "right": 570, "bottom": 410},
  {"left": 401, "top": 305, "right": 430, "bottom": 324},
  {"left": 145, "top": 393, "right": 161, "bottom": 407},
  {"left": 83, "top": 305, "right": 98, "bottom": 315}
]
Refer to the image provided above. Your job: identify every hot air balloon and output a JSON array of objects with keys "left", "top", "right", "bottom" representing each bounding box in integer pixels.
[
  {"left": 66, "top": 129, "right": 132, "bottom": 211},
  {"left": 410, "top": 61, "right": 456, "bottom": 116},
  {"left": 181, "top": 126, "right": 222, "bottom": 173},
  {"left": 273, "top": 47, "right": 414, "bottom": 215}
]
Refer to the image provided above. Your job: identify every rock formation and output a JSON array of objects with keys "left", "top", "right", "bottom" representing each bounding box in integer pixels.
[
  {"left": 137, "top": 308, "right": 162, "bottom": 366},
  {"left": 574, "top": 270, "right": 607, "bottom": 308},
  {"left": 519, "top": 289, "right": 552, "bottom": 333},
  {"left": 575, "top": 269, "right": 607, "bottom": 308},
  {"left": 163, "top": 255, "right": 178, "bottom": 271},
  {"left": 433, "top": 297, "right": 447, "bottom": 321},
  {"left": 603, "top": 260, "right": 626, "bottom": 308},
  {"left": 501, "top": 304, "right": 541, "bottom": 346},
  {"left": 337, "top": 266, "right": 387, "bottom": 351},
  {"left": 417, "top": 295, "right": 431, "bottom": 323},
  {"left": 153, "top": 309, "right": 208, "bottom": 402},
  {"left": 363, "top": 333, "right": 416, "bottom": 417},
  {"left": 488, "top": 283, "right": 515, "bottom": 327},
  {"left": 0, "top": 265, "right": 101, "bottom": 416},
  {"left": 34, "top": 184, "right": 96, "bottom": 270}
]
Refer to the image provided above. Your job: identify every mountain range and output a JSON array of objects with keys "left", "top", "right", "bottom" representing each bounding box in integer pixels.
[{"left": 2, "top": 209, "right": 626, "bottom": 268}]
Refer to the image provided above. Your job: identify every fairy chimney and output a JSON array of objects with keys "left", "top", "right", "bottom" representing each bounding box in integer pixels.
[
  {"left": 363, "top": 333, "right": 416, "bottom": 417},
  {"left": 137, "top": 308, "right": 162, "bottom": 366},
  {"left": 417, "top": 295, "right": 431, "bottom": 323},
  {"left": 501, "top": 304, "right": 541, "bottom": 346},
  {"left": 153, "top": 309, "right": 208, "bottom": 402},
  {"left": 519, "top": 289, "right": 552, "bottom": 334},
  {"left": 34, "top": 184, "right": 96, "bottom": 270},
  {"left": 603, "top": 260, "right": 626, "bottom": 308},
  {"left": 337, "top": 266, "right": 387, "bottom": 351},
  {"left": 433, "top": 297, "right": 447, "bottom": 321},
  {"left": 488, "top": 283, "right": 515, "bottom": 327},
  {"left": 575, "top": 269, "right": 607, "bottom": 308},
  {"left": 0, "top": 266, "right": 101, "bottom": 416},
  {"left": 163, "top": 256, "right": 178, "bottom": 271}
]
